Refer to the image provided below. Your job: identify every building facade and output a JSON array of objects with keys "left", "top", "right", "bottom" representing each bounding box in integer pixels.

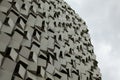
[{"left": 0, "top": 0, "right": 101, "bottom": 80}]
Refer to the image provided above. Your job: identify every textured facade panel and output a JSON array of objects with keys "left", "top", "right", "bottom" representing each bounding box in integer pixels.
[{"left": 0, "top": 0, "right": 101, "bottom": 80}]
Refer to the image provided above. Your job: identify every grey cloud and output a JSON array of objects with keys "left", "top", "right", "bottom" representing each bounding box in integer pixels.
[{"left": 64, "top": 0, "right": 120, "bottom": 80}]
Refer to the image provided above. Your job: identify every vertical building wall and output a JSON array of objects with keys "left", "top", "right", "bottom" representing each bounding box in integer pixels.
[{"left": 0, "top": 0, "right": 101, "bottom": 80}]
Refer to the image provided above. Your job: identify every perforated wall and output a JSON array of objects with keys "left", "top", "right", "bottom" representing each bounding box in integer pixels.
[{"left": 0, "top": 0, "right": 101, "bottom": 80}]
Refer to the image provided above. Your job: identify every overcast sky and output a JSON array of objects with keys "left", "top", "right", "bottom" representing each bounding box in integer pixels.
[{"left": 64, "top": 0, "right": 120, "bottom": 80}]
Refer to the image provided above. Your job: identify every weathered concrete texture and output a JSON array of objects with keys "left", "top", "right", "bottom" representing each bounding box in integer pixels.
[{"left": 0, "top": 0, "right": 101, "bottom": 80}]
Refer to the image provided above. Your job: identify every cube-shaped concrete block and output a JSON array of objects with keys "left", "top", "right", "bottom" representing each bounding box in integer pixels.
[
  {"left": 59, "top": 58, "right": 66, "bottom": 66},
  {"left": 19, "top": 46, "right": 30, "bottom": 59},
  {"left": 14, "top": 25, "right": 25, "bottom": 34},
  {"left": 25, "top": 71, "right": 37, "bottom": 80},
  {"left": 48, "top": 49, "right": 54, "bottom": 57},
  {"left": 31, "top": 2, "right": 38, "bottom": 13},
  {"left": 27, "top": 14, "right": 36, "bottom": 27},
  {"left": 17, "top": 18, "right": 25, "bottom": 30},
  {"left": 17, "top": 55, "right": 28, "bottom": 67},
  {"left": 27, "top": 61, "right": 37, "bottom": 73},
  {"left": 0, "top": 12, "right": 6, "bottom": 26},
  {"left": 9, "top": 31, "right": 23, "bottom": 49},
  {"left": 20, "top": 2, "right": 31, "bottom": 16},
  {"left": 25, "top": 25, "right": 34, "bottom": 39},
  {"left": 25, "top": 31, "right": 32, "bottom": 40},
  {"left": 81, "top": 73, "right": 87, "bottom": 80},
  {"left": 46, "top": 63, "right": 54, "bottom": 74},
  {"left": 13, "top": 2, "right": 20, "bottom": 11},
  {"left": 35, "top": 15, "right": 43, "bottom": 27},
  {"left": 40, "top": 38, "right": 48, "bottom": 51},
  {"left": 54, "top": 47, "right": 60, "bottom": 60},
  {"left": 31, "top": 44, "right": 40, "bottom": 54},
  {"left": 0, "top": 32, "right": 11, "bottom": 52},
  {"left": 49, "top": 56, "right": 54, "bottom": 64},
  {"left": 39, "top": 50, "right": 47, "bottom": 60},
  {"left": 21, "top": 39, "right": 31, "bottom": 47},
  {"left": 0, "top": 0, "right": 11, "bottom": 13},
  {"left": 16, "top": 64, "right": 26, "bottom": 79},
  {"left": 29, "top": 52, "right": 38, "bottom": 63},
  {"left": 71, "top": 73, "right": 79, "bottom": 80},
  {"left": 53, "top": 60, "right": 61, "bottom": 70},
  {"left": 0, "top": 68, "right": 13, "bottom": 80},
  {"left": 7, "top": 48, "right": 18, "bottom": 61},
  {"left": 48, "top": 37, "right": 54, "bottom": 49},
  {"left": 60, "top": 73, "right": 68, "bottom": 80},
  {"left": 8, "top": 11, "right": 18, "bottom": 24},
  {"left": 33, "top": 31, "right": 40, "bottom": 41},
  {"left": 60, "top": 66, "right": 67, "bottom": 74},
  {"left": 2, "top": 58, "right": 16, "bottom": 73},
  {"left": 54, "top": 69, "right": 61, "bottom": 79},
  {"left": 37, "top": 77, "right": 45, "bottom": 80},
  {"left": 46, "top": 72, "right": 54, "bottom": 80},
  {"left": 1, "top": 18, "right": 15, "bottom": 34},
  {"left": 14, "top": 0, "right": 23, "bottom": 11},
  {"left": 37, "top": 66, "right": 45, "bottom": 77},
  {"left": 66, "top": 63, "right": 72, "bottom": 76},
  {"left": 37, "top": 58, "right": 47, "bottom": 67},
  {"left": 64, "top": 56, "right": 71, "bottom": 63}
]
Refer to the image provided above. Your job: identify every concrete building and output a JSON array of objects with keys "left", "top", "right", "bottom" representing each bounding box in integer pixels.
[{"left": 0, "top": 0, "right": 101, "bottom": 80}]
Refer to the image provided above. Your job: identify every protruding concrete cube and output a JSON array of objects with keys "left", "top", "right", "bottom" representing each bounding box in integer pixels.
[
  {"left": 54, "top": 69, "right": 62, "bottom": 79},
  {"left": 19, "top": 46, "right": 30, "bottom": 59},
  {"left": 27, "top": 14, "right": 36, "bottom": 27},
  {"left": 0, "top": 32, "right": 11, "bottom": 52},
  {"left": 0, "top": 69, "right": 12, "bottom": 80},
  {"left": 46, "top": 63, "right": 54, "bottom": 74},
  {"left": 25, "top": 71, "right": 37, "bottom": 80},
  {"left": 1, "top": 18, "right": 15, "bottom": 34},
  {"left": 37, "top": 58, "right": 47, "bottom": 67},
  {"left": 27, "top": 61, "right": 37, "bottom": 73},
  {"left": 7, "top": 48, "right": 18, "bottom": 61},
  {"left": 46, "top": 72, "right": 54, "bottom": 80},
  {"left": 29, "top": 52, "right": 38, "bottom": 63},
  {"left": 2, "top": 58, "right": 16, "bottom": 73},
  {"left": 9, "top": 32, "right": 23, "bottom": 49},
  {"left": 14, "top": 0, "right": 23, "bottom": 11},
  {"left": 37, "top": 66, "right": 45, "bottom": 77},
  {"left": 0, "top": 0, "right": 11, "bottom": 13}
]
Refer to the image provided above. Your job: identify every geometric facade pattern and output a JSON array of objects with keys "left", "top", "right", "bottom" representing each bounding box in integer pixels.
[{"left": 0, "top": 0, "right": 101, "bottom": 80}]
